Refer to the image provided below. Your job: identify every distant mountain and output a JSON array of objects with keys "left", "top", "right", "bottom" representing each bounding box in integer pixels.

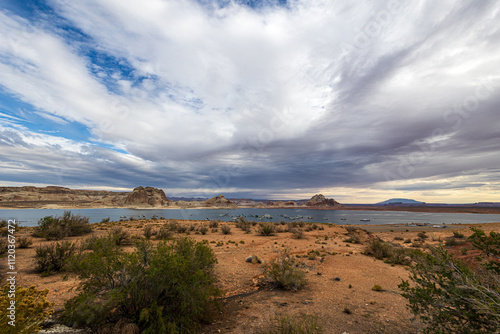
[{"left": 376, "top": 198, "right": 424, "bottom": 205}]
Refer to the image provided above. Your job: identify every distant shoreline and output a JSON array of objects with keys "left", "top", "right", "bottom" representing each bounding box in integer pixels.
[{"left": 1, "top": 203, "right": 500, "bottom": 214}]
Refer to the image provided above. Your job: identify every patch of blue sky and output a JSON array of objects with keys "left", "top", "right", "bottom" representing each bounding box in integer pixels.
[
  {"left": 0, "top": 88, "right": 91, "bottom": 142},
  {"left": 84, "top": 48, "right": 141, "bottom": 95},
  {"left": 197, "top": 0, "right": 290, "bottom": 11},
  {"left": 0, "top": 0, "right": 52, "bottom": 19}
]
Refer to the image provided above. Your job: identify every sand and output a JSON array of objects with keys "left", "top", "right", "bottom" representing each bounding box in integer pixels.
[{"left": 5, "top": 219, "right": 499, "bottom": 334}]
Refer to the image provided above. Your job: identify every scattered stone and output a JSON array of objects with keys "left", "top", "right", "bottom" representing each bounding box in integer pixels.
[
  {"left": 334, "top": 277, "right": 341, "bottom": 281},
  {"left": 37, "top": 324, "right": 89, "bottom": 333}
]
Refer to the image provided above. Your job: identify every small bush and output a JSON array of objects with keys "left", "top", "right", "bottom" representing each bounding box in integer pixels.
[
  {"left": 403, "top": 238, "right": 411, "bottom": 243},
  {"left": 344, "top": 226, "right": 358, "bottom": 234},
  {"left": 100, "top": 217, "right": 110, "bottom": 223},
  {"left": 263, "top": 249, "right": 307, "bottom": 291},
  {"left": 365, "top": 239, "right": 419, "bottom": 265},
  {"left": 0, "top": 238, "right": 7, "bottom": 255},
  {"left": 258, "top": 222, "right": 276, "bottom": 236},
  {"left": 444, "top": 237, "right": 466, "bottom": 247},
  {"left": 176, "top": 224, "right": 188, "bottom": 233},
  {"left": 0, "top": 284, "right": 54, "bottom": 333},
  {"left": 291, "top": 229, "right": 306, "bottom": 239},
  {"left": 143, "top": 225, "right": 153, "bottom": 239},
  {"left": 235, "top": 217, "right": 252, "bottom": 233},
  {"left": 167, "top": 221, "right": 179, "bottom": 231},
  {"left": 365, "top": 239, "right": 393, "bottom": 260},
  {"left": 108, "top": 227, "right": 130, "bottom": 245},
  {"left": 209, "top": 220, "right": 219, "bottom": 228},
  {"left": 33, "top": 211, "right": 91, "bottom": 240},
  {"left": 344, "top": 235, "right": 361, "bottom": 244},
  {"left": 307, "top": 252, "right": 317, "bottom": 260},
  {"left": 372, "top": 284, "right": 383, "bottom": 291},
  {"left": 221, "top": 225, "right": 231, "bottom": 235},
  {"left": 35, "top": 241, "right": 76, "bottom": 275},
  {"left": 199, "top": 226, "right": 209, "bottom": 235},
  {"left": 259, "top": 312, "right": 323, "bottom": 334},
  {"left": 417, "top": 232, "right": 429, "bottom": 239},
  {"left": 453, "top": 231, "right": 465, "bottom": 239},
  {"left": 18, "top": 236, "right": 33, "bottom": 248}
]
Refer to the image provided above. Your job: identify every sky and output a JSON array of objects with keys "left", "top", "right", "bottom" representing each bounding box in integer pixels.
[{"left": 0, "top": 0, "right": 499, "bottom": 203}]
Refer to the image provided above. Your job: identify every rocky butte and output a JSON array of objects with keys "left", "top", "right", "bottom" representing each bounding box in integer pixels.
[
  {"left": 306, "top": 194, "right": 341, "bottom": 207},
  {"left": 204, "top": 194, "right": 237, "bottom": 208},
  {"left": 124, "top": 186, "right": 173, "bottom": 207}
]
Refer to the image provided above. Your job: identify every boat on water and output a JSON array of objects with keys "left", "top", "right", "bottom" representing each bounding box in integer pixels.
[{"left": 360, "top": 219, "right": 370, "bottom": 222}]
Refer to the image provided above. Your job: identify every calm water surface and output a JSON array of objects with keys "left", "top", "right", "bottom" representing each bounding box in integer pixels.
[{"left": 1, "top": 208, "right": 500, "bottom": 227}]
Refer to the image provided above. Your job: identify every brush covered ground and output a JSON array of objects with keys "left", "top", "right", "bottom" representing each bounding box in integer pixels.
[{"left": 5, "top": 219, "right": 500, "bottom": 334}]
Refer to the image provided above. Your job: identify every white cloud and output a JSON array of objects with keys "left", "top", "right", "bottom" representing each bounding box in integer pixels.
[{"left": 0, "top": 0, "right": 499, "bottom": 201}]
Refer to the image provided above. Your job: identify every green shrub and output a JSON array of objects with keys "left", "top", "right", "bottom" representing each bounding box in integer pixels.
[
  {"left": 167, "top": 221, "right": 179, "bottom": 231},
  {"left": 444, "top": 237, "right": 466, "bottom": 247},
  {"left": 32, "top": 211, "right": 91, "bottom": 240},
  {"left": 143, "top": 225, "right": 153, "bottom": 239},
  {"left": 365, "top": 238, "right": 420, "bottom": 265},
  {"left": 417, "top": 232, "right": 429, "bottom": 239},
  {"left": 258, "top": 222, "right": 276, "bottom": 236},
  {"left": 199, "top": 226, "right": 208, "bottom": 235},
  {"left": 108, "top": 226, "right": 130, "bottom": 245},
  {"left": 371, "top": 284, "right": 383, "bottom": 291},
  {"left": 291, "top": 229, "right": 305, "bottom": 239},
  {"left": 209, "top": 220, "right": 219, "bottom": 228},
  {"left": 221, "top": 225, "right": 231, "bottom": 235},
  {"left": 259, "top": 312, "right": 323, "bottom": 334},
  {"left": 62, "top": 237, "right": 222, "bottom": 333},
  {"left": 453, "top": 231, "right": 465, "bottom": 239},
  {"left": 100, "top": 217, "right": 110, "bottom": 223},
  {"left": 0, "top": 284, "right": 54, "bottom": 333},
  {"left": 469, "top": 227, "right": 500, "bottom": 275},
  {"left": 399, "top": 235, "right": 500, "bottom": 333},
  {"left": 235, "top": 217, "right": 252, "bottom": 233},
  {"left": 176, "top": 224, "right": 188, "bottom": 233},
  {"left": 263, "top": 249, "right": 307, "bottom": 291},
  {"left": 344, "top": 235, "right": 361, "bottom": 244},
  {"left": 156, "top": 227, "right": 172, "bottom": 240},
  {"left": 0, "top": 238, "right": 7, "bottom": 255},
  {"left": 365, "top": 239, "right": 393, "bottom": 259},
  {"left": 17, "top": 236, "right": 33, "bottom": 248},
  {"left": 35, "top": 241, "right": 76, "bottom": 275}
]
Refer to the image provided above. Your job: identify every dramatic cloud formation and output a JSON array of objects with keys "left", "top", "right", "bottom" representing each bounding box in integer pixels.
[{"left": 1, "top": 0, "right": 499, "bottom": 202}]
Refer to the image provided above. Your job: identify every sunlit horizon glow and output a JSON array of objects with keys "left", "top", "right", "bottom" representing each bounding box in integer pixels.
[{"left": 1, "top": 0, "right": 499, "bottom": 204}]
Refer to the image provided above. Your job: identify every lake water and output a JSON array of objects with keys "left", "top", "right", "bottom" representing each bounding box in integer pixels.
[{"left": 2, "top": 208, "right": 500, "bottom": 227}]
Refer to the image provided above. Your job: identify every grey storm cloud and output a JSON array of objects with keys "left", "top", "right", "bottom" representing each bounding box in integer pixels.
[{"left": 0, "top": 0, "right": 499, "bottom": 202}]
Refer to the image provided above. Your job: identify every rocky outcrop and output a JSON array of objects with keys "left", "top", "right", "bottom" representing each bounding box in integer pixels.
[
  {"left": 124, "top": 186, "right": 172, "bottom": 207},
  {"left": 0, "top": 186, "right": 128, "bottom": 208},
  {"left": 267, "top": 201, "right": 298, "bottom": 207},
  {"left": 204, "top": 194, "right": 236, "bottom": 207},
  {"left": 306, "top": 194, "right": 341, "bottom": 207}
]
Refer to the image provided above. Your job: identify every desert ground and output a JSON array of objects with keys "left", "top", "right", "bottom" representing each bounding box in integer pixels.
[{"left": 5, "top": 219, "right": 500, "bottom": 334}]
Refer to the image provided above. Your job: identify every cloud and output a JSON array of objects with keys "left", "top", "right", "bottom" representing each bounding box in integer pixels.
[{"left": 0, "top": 0, "right": 499, "bottom": 202}]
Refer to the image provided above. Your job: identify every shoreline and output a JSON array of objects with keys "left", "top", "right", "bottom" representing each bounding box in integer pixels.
[{"left": 1, "top": 204, "right": 500, "bottom": 214}]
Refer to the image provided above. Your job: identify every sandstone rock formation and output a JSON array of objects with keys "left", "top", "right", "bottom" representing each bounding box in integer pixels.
[
  {"left": 306, "top": 194, "right": 341, "bottom": 207},
  {"left": 204, "top": 194, "right": 236, "bottom": 207},
  {"left": 124, "top": 186, "right": 172, "bottom": 207},
  {"left": 0, "top": 186, "right": 128, "bottom": 208}
]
